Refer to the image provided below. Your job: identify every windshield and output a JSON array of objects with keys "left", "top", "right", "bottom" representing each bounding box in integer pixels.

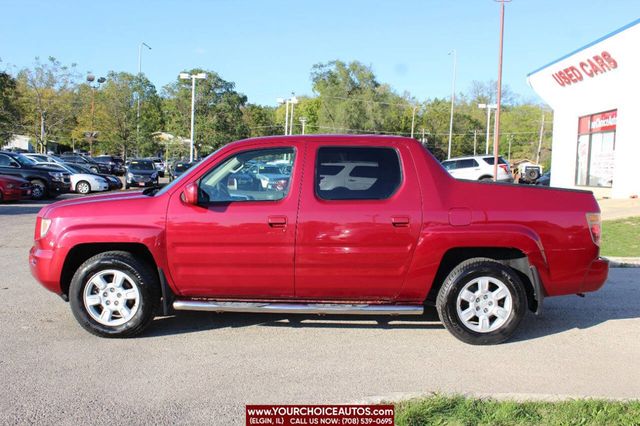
[
  {"left": 129, "top": 161, "right": 155, "bottom": 171},
  {"left": 174, "top": 163, "right": 189, "bottom": 172},
  {"left": 14, "top": 154, "right": 36, "bottom": 166}
]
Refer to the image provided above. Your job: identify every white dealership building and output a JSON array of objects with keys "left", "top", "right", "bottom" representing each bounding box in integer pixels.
[{"left": 528, "top": 18, "right": 640, "bottom": 199}]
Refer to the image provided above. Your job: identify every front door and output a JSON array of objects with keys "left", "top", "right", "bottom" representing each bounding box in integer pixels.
[
  {"left": 294, "top": 142, "right": 422, "bottom": 300},
  {"left": 165, "top": 143, "right": 304, "bottom": 298}
]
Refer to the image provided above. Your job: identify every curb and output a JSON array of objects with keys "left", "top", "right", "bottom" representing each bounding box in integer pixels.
[
  {"left": 604, "top": 257, "right": 640, "bottom": 268},
  {"left": 354, "top": 391, "right": 638, "bottom": 404}
]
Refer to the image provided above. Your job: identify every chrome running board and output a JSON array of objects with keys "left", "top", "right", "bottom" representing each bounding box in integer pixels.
[{"left": 172, "top": 300, "right": 423, "bottom": 316}]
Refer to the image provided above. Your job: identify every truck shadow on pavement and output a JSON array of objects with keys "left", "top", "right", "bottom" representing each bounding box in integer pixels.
[
  {"left": 144, "top": 272, "right": 640, "bottom": 342},
  {"left": 144, "top": 309, "right": 445, "bottom": 337}
]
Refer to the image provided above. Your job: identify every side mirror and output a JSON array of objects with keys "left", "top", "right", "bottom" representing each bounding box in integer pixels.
[{"left": 182, "top": 182, "right": 199, "bottom": 205}]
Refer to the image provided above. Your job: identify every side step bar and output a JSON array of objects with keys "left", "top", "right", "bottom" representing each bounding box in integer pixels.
[{"left": 172, "top": 300, "right": 423, "bottom": 316}]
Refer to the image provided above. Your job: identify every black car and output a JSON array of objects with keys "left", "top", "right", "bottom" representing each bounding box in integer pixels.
[
  {"left": 536, "top": 171, "right": 551, "bottom": 186},
  {"left": 0, "top": 151, "right": 71, "bottom": 199},
  {"left": 59, "top": 153, "right": 111, "bottom": 174},
  {"left": 125, "top": 159, "right": 159, "bottom": 189},
  {"left": 94, "top": 155, "right": 125, "bottom": 176},
  {"left": 169, "top": 161, "right": 194, "bottom": 181}
]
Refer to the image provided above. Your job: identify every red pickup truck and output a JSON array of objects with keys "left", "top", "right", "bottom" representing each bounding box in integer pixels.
[{"left": 30, "top": 135, "right": 608, "bottom": 344}]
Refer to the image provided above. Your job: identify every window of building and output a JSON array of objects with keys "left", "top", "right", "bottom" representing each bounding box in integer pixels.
[{"left": 575, "top": 110, "right": 616, "bottom": 188}]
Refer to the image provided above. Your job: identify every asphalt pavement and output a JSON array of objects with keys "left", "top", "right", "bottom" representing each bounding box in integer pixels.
[{"left": 1, "top": 195, "right": 639, "bottom": 425}]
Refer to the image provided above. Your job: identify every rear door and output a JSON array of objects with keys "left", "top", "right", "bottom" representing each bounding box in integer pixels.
[{"left": 294, "top": 141, "right": 422, "bottom": 300}]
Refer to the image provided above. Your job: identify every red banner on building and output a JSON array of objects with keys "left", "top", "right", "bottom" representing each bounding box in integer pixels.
[{"left": 578, "top": 110, "right": 617, "bottom": 134}]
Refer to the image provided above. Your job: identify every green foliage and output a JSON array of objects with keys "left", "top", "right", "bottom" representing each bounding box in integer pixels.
[
  {"left": 395, "top": 395, "right": 640, "bottom": 425},
  {"left": 0, "top": 72, "right": 22, "bottom": 142},
  {"left": 601, "top": 217, "right": 640, "bottom": 257},
  {"left": 5, "top": 57, "right": 552, "bottom": 163}
]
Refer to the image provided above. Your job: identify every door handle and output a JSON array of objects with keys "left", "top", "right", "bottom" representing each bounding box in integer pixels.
[
  {"left": 391, "top": 216, "right": 410, "bottom": 227},
  {"left": 268, "top": 216, "right": 287, "bottom": 228}
]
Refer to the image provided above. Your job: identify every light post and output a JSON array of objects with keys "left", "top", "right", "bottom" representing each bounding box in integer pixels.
[
  {"left": 86, "top": 74, "right": 106, "bottom": 156},
  {"left": 277, "top": 95, "right": 299, "bottom": 135},
  {"left": 136, "top": 42, "right": 151, "bottom": 150},
  {"left": 447, "top": 49, "right": 457, "bottom": 159},
  {"left": 478, "top": 103, "right": 497, "bottom": 154},
  {"left": 299, "top": 117, "right": 307, "bottom": 135},
  {"left": 179, "top": 72, "right": 207, "bottom": 162},
  {"left": 410, "top": 105, "right": 420, "bottom": 139},
  {"left": 493, "top": 0, "right": 510, "bottom": 180}
]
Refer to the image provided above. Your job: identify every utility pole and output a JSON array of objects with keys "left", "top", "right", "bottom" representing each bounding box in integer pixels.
[
  {"left": 493, "top": 0, "right": 510, "bottom": 181},
  {"left": 447, "top": 49, "right": 457, "bottom": 159},
  {"left": 473, "top": 130, "right": 477, "bottom": 156},
  {"left": 536, "top": 112, "right": 545, "bottom": 164},
  {"left": 411, "top": 105, "right": 419, "bottom": 138},
  {"left": 300, "top": 117, "right": 307, "bottom": 135},
  {"left": 284, "top": 101, "right": 290, "bottom": 135},
  {"left": 421, "top": 128, "right": 425, "bottom": 145},
  {"left": 507, "top": 134, "right": 513, "bottom": 162}
]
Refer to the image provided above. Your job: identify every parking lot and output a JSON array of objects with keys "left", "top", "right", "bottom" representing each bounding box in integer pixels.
[{"left": 1, "top": 195, "right": 640, "bottom": 425}]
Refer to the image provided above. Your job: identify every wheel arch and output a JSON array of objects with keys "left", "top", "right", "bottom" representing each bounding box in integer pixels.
[
  {"left": 426, "top": 247, "right": 540, "bottom": 312},
  {"left": 60, "top": 242, "right": 158, "bottom": 300}
]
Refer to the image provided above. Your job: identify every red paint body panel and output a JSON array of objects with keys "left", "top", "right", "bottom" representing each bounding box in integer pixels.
[
  {"left": 0, "top": 174, "right": 31, "bottom": 201},
  {"left": 29, "top": 135, "right": 608, "bottom": 303}
]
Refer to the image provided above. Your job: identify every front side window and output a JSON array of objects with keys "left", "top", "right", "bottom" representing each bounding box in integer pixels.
[
  {"left": 0, "top": 154, "right": 19, "bottom": 167},
  {"left": 199, "top": 147, "right": 295, "bottom": 203},
  {"left": 315, "top": 147, "right": 401, "bottom": 200}
]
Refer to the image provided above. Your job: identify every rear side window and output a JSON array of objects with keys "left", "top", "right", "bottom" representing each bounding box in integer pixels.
[
  {"left": 458, "top": 159, "right": 479, "bottom": 168},
  {"left": 315, "top": 147, "right": 401, "bottom": 200},
  {"left": 483, "top": 156, "right": 507, "bottom": 165}
]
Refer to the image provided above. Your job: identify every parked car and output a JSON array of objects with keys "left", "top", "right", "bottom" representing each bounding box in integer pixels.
[
  {"left": 148, "top": 157, "right": 166, "bottom": 174},
  {"left": 442, "top": 155, "right": 513, "bottom": 183},
  {"left": 125, "top": 159, "right": 159, "bottom": 189},
  {"left": 23, "top": 153, "right": 66, "bottom": 165},
  {"left": 250, "top": 164, "right": 291, "bottom": 190},
  {"left": 0, "top": 174, "right": 32, "bottom": 202},
  {"left": 94, "top": 155, "right": 125, "bottom": 176},
  {"left": 0, "top": 151, "right": 70, "bottom": 199},
  {"left": 30, "top": 136, "right": 609, "bottom": 344},
  {"left": 35, "top": 162, "right": 110, "bottom": 194},
  {"left": 536, "top": 171, "right": 551, "bottom": 186},
  {"left": 169, "top": 161, "right": 193, "bottom": 181},
  {"left": 59, "top": 153, "right": 111, "bottom": 174}
]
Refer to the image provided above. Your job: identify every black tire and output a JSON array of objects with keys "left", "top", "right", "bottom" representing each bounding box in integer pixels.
[
  {"left": 30, "top": 179, "right": 47, "bottom": 200},
  {"left": 478, "top": 176, "right": 493, "bottom": 182},
  {"left": 69, "top": 251, "right": 159, "bottom": 338},
  {"left": 436, "top": 257, "right": 527, "bottom": 345},
  {"left": 90, "top": 166, "right": 99, "bottom": 173},
  {"left": 125, "top": 184, "right": 130, "bottom": 189},
  {"left": 76, "top": 180, "right": 91, "bottom": 195}
]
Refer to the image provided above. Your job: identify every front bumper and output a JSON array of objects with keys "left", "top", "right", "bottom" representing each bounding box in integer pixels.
[
  {"left": 51, "top": 180, "right": 71, "bottom": 194},
  {"left": 29, "top": 245, "right": 62, "bottom": 295},
  {"left": 581, "top": 257, "right": 609, "bottom": 293}
]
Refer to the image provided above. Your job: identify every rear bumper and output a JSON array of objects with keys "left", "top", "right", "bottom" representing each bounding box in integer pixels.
[
  {"left": 581, "top": 257, "right": 609, "bottom": 293},
  {"left": 29, "top": 245, "right": 62, "bottom": 295}
]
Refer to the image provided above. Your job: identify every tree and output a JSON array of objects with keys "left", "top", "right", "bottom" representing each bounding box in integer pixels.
[
  {"left": 162, "top": 69, "right": 249, "bottom": 155},
  {"left": 242, "top": 104, "right": 279, "bottom": 137},
  {"left": 0, "top": 72, "right": 22, "bottom": 143},
  {"left": 93, "top": 72, "right": 164, "bottom": 158},
  {"left": 16, "top": 57, "right": 80, "bottom": 152}
]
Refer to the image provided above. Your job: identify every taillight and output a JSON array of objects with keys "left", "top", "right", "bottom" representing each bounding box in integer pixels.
[
  {"left": 586, "top": 213, "right": 601, "bottom": 246},
  {"left": 499, "top": 164, "right": 509, "bottom": 174}
]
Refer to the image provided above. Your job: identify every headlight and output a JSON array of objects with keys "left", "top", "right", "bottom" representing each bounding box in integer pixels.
[
  {"left": 151, "top": 172, "right": 158, "bottom": 179},
  {"left": 40, "top": 218, "right": 52, "bottom": 238},
  {"left": 6, "top": 183, "right": 15, "bottom": 189},
  {"left": 48, "top": 172, "right": 64, "bottom": 182}
]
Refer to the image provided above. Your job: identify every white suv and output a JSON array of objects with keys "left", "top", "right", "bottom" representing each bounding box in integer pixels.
[{"left": 441, "top": 155, "right": 513, "bottom": 183}]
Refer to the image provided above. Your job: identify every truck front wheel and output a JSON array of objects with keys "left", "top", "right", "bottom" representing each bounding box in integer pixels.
[
  {"left": 69, "top": 251, "right": 159, "bottom": 338},
  {"left": 436, "top": 258, "right": 527, "bottom": 345}
]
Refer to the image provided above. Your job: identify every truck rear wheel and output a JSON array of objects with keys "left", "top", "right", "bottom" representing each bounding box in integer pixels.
[
  {"left": 69, "top": 251, "right": 159, "bottom": 338},
  {"left": 436, "top": 257, "right": 527, "bottom": 345}
]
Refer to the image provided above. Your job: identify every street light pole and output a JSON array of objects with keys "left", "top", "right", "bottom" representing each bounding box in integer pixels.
[
  {"left": 86, "top": 74, "right": 106, "bottom": 156},
  {"left": 478, "top": 103, "right": 497, "bottom": 154},
  {"left": 447, "top": 49, "right": 457, "bottom": 159},
  {"left": 410, "top": 105, "right": 419, "bottom": 139},
  {"left": 300, "top": 117, "right": 307, "bottom": 135},
  {"left": 180, "top": 72, "right": 207, "bottom": 162},
  {"left": 136, "top": 42, "right": 151, "bottom": 152},
  {"left": 289, "top": 96, "right": 298, "bottom": 135},
  {"left": 493, "top": 0, "right": 510, "bottom": 181}
]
